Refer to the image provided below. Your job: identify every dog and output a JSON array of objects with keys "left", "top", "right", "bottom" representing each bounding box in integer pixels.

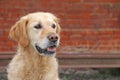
[{"left": 7, "top": 12, "right": 61, "bottom": 80}]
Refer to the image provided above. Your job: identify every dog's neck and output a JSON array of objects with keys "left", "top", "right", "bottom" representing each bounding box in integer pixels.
[
  {"left": 15, "top": 45, "right": 58, "bottom": 79},
  {"left": 17, "top": 44, "right": 57, "bottom": 68}
]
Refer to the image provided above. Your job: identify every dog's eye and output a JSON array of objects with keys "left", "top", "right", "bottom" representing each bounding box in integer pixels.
[
  {"left": 34, "top": 24, "right": 42, "bottom": 29},
  {"left": 52, "top": 24, "right": 56, "bottom": 29}
]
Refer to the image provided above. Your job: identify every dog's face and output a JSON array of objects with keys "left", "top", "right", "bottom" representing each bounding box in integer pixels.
[{"left": 9, "top": 12, "right": 61, "bottom": 56}]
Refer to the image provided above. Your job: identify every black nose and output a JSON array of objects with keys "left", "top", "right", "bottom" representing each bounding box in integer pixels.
[{"left": 48, "top": 34, "right": 58, "bottom": 42}]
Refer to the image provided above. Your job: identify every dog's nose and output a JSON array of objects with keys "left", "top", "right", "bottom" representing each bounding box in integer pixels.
[{"left": 48, "top": 34, "right": 58, "bottom": 42}]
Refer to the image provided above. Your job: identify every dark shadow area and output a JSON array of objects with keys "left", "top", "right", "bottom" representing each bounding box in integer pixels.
[
  {"left": 0, "top": 71, "right": 7, "bottom": 80},
  {"left": 1, "top": 68, "right": 120, "bottom": 80},
  {"left": 60, "top": 68, "right": 120, "bottom": 80}
]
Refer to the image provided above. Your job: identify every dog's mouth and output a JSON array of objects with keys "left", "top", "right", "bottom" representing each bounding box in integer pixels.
[{"left": 35, "top": 44, "right": 57, "bottom": 55}]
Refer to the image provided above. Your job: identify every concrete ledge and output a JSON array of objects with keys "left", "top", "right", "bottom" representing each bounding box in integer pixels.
[{"left": 1, "top": 52, "right": 120, "bottom": 68}]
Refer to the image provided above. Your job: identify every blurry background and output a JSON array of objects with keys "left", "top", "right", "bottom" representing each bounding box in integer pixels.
[{"left": 0, "top": 0, "right": 120, "bottom": 80}]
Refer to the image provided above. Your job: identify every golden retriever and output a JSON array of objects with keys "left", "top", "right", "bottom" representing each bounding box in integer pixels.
[{"left": 7, "top": 12, "right": 61, "bottom": 80}]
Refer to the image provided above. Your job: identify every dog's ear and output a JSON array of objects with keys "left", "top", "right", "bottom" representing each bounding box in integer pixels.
[
  {"left": 54, "top": 17, "right": 61, "bottom": 34},
  {"left": 9, "top": 17, "right": 29, "bottom": 47},
  {"left": 56, "top": 23, "right": 61, "bottom": 34}
]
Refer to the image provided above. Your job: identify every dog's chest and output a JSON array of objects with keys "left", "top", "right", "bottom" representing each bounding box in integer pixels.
[
  {"left": 25, "top": 59, "right": 58, "bottom": 80},
  {"left": 25, "top": 66, "right": 56, "bottom": 80}
]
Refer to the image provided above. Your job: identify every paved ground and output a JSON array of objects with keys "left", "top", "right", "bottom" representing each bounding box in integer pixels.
[
  {"left": 1, "top": 68, "right": 120, "bottom": 80},
  {"left": 60, "top": 69, "right": 120, "bottom": 80},
  {"left": 0, "top": 72, "right": 7, "bottom": 80}
]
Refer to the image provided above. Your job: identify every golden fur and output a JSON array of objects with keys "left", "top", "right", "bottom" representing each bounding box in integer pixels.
[{"left": 7, "top": 12, "right": 60, "bottom": 80}]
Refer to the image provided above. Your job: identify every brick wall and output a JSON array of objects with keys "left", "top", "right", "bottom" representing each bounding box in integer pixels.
[{"left": 0, "top": 0, "right": 120, "bottom": 54}]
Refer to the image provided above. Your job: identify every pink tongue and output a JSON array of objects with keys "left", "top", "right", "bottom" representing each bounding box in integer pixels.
[{"left": 47, "top": 47, "right": 56, "bottom": 52}]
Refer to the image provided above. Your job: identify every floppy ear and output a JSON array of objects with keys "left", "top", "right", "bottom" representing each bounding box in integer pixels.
[
  {"left": 54, "top": 17, "right": 61, "bottom": 34},
  {"left": 56, "top": 23, "right": 61, "bottom": 34},
  {"left": 9, "top": 17, "right": 29, "bottom": 47}
]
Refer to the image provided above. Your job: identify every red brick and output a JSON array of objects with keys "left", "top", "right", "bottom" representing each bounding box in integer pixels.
[
  {"left": 0, "top": 36, "right": 7, "bottom": 41},
  {"left": 84, "top": 0, "right": 120, "bottom": 3},
  {"left": 0, "top": 0, "right": 120, "bottom": 54},
  {"left": 114, "top": 35, "right": 120, "bottom": 40},
  {"left": 97, "top": 46, "right": 112, "bottom": 51},
  {"left": 67, "top": 13, "right": 94, "bottom": 19},
  {"left": 62, "top": 0, "right": 82, "bottom": 2},
  {"left": 97, "top": 30, "right": 116, "bottom": 35},
  {"left": 61, "top": 35, "right": 70, "bottom": 40},
  {"left": 70, "top": 35, "right": 83, "bottom": 40}
]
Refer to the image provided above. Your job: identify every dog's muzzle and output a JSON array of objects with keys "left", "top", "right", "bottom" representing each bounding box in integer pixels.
[
  {"left": 35, "top": 33, "right": 59, "bottom": 55},
  {"left": 35, "top": 43, "right": 57, "bottom": 55}
]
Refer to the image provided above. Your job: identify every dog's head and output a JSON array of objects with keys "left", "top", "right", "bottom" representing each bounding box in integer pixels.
[{"left": 9, "top": 12, "right": 61, "bottom": 56}]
